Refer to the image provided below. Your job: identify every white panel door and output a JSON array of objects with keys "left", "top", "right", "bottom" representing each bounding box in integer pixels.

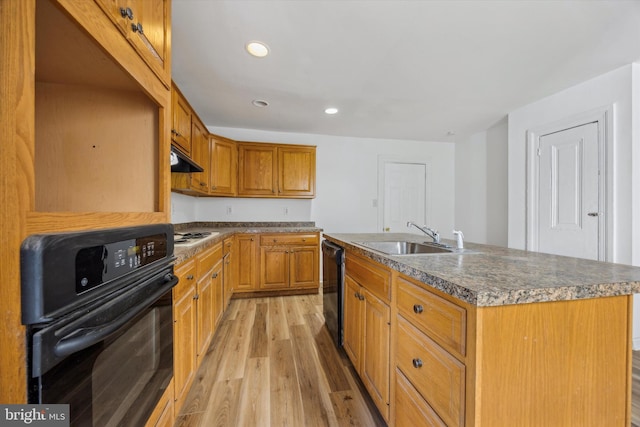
[
  {"left": 538, "top": 122, "right": 599, "bottom": 260},
  {"left": 383, "top": 162, "right": 426, "bottom": 233}
]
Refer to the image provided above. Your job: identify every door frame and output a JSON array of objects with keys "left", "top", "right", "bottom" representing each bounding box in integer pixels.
[
  {"left": 377, "top": 155, "right": 432, "bottom": 232},
  {"left": 525, "top": 105, "right": 613, "bottom": 261}
]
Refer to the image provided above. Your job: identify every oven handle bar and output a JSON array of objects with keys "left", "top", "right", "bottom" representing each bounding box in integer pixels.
[{"left": 53, "top": 273, "right": 178, "bottom": 359}]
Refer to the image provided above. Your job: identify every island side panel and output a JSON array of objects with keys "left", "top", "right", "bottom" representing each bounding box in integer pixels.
[{"left": 474, "top": 295, "right": 631, "bottom": 426}]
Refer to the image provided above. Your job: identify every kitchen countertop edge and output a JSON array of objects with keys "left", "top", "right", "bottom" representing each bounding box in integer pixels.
[{"left": 323, "top": 232, "right": 640, "bottom": 307}]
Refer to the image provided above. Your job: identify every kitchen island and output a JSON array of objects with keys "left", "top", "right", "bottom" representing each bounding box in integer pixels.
[{"left": 324, "top": 232, "right": 640, "bottom": 427}]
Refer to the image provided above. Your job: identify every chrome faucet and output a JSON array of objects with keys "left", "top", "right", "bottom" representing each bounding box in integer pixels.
[{"left": 407, "top": 221, "right": 440, "bottom": 244}]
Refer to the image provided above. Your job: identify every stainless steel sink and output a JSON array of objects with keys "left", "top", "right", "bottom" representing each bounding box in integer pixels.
[{"left": 356, "top": 241, "right": 453, "bottom": 255}]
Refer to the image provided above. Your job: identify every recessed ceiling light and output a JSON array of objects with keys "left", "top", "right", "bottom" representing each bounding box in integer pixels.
[
  {"left": 325, "top": 107, "right": 338, "bottom": 115},
  {"left": 246, "top": 41, "right": 269, "bottom": 58},
  {"left": 252, "top": 99, "right": 269, "bottom": 107}
]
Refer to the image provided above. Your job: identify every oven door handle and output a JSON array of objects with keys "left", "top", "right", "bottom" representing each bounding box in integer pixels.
[{"left": 53, "top": 274, "right": 178, "bottom": 358}]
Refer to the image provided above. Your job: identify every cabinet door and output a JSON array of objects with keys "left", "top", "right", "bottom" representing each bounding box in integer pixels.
[
  {"left": 222, "top": 237, "right": 234, "bottom": 308},
  {"left": 212, "top": 259, "right": 224, "bottom": 328},
  {"left": 171, "top": 86, "right": 192, "bottom": 155},
  {"left": 260, "top": 246, "right": 289, "bottom": 290},
  {"left": 235, "top": 234, "right": 258, "bottom": 291},
  {"left": 94, "top": 0, "right": 170, "bottom": 86},
  {"left": 289, "top": 245, "right": 319, "bottom": 289},
  {"left": 362, "top": 289, "right": 391, "bottom": 421},
  {"left": 195, "top": 270, "right": 214, "bottom": 364},
  {"left": 343, "top": 276, "right": 363, "bottom": 370},
  {"left": 237, "top": 143, "right": 277, "bottom": 196},
  {"left": 189, "top": 117, "right": 210, "bottom": 193},
  {"left": 210, "top": 136, "right": 237, "bottom": 196},
  {"left": 123, "top": 0, "right": 170, "bottom": 85},
  {"left": 173, "top": 261, "right": 197, "bottom": 413},
  {"left": 278, "top": 145, "right": 316, "bottom": 198}
]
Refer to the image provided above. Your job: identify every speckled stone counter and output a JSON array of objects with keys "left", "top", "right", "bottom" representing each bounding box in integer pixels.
[
  {"left": 323, "top": 232, "right": 640, "bottom": 307},
  {"left": 173, "top": 222, "right": 322, "bottom": 264}
]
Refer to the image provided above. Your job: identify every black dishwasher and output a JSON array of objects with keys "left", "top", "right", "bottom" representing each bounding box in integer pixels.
[{"left": 322, "top": 240, "right": 344, "bottom": 347}]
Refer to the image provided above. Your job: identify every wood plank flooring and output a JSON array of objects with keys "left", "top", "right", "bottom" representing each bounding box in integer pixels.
[{"left": 174, "top": 294, "right": 386, "bottom": 427}]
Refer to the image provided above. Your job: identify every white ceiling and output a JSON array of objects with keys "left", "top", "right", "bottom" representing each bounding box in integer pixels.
[{"left": 171, "top": 0, "right": 640, "bottom": 142}]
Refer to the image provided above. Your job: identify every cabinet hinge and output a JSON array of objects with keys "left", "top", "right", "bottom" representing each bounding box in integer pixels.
[{"left": 536, "top": 148, "right": 541, "bottom": 156}]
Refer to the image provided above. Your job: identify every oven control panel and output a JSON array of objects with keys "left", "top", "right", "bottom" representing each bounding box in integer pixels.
[{"left": 75, "top": 233, "right": 167, "bottom": 293}]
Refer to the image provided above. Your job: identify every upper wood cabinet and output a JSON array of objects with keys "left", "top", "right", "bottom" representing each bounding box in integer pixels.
[
  {"left": 171, "top": 84, "right": 192, "bottom": 155},
  {"left": 278, "top": 145, "right": 316, "bottom": 197},
  {"left": 237, "top": 142, "right": 316, "bottom": 198},
  {"left": 210, "top": 136, "right": 237, "bottom": 196},
  {"left": 94, "top": 0, "right": 171, "bottom": 87},
  {"left": 237, "top": 143, "right": 278, "bottom": 196},
  {"left": 189, "top": 116, "right": 210, "bottom": 193}
]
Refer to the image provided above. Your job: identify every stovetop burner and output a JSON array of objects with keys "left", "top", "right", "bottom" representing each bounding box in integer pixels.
[{"left": 174, "top": 231, "right": 219, "bottom": 246}]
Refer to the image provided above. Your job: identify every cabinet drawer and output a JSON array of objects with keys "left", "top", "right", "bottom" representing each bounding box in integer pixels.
[
  {"left": 396, "top": 316, "right": 465, "bottom": 427},
  {"left": 259, "top": 233, "right": 318, "bottom": 246},
  {"left": 397, "top": 275, "right": 466, "bottom": 358},
  {"left": 196, "top": 242, "right": 222, "bottom": 279},
  {"left": 174, "top": 259, "right": 196, "bottom": 301},
  {"left": 345, "top": 253, "right": 391, "bottom": 302},
  {"left": 395, "top": 369, "right": 446, "bottom": 427}
]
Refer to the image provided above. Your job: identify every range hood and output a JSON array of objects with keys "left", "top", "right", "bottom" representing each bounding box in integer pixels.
[{"left": 170, "top": 147, "right": 204, "bottom": 173}]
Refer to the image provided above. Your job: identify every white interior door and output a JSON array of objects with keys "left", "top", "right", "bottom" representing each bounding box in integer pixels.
[
  {"left": 538, "top": 122, "right": 600, "bottom": 260},
  {"left": 383, "top": 162, "right": 426, "bottom": 233}
]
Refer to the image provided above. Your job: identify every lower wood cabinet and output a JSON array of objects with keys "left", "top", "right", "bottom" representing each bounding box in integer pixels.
[
  {"left": 259, "top": 233, "right": 319, "bottom": 291},
  {"left": 343, "top": 253, "right": 391, "bottom": 422},
  {"left": 173, "top": 242, "right": 223, "bottom": 417},
  {"left": 195, "top": 242, "right": 222, "bottom": 364},
  {"left": 235, "top": 234, "right": 259, "bottom": 292},
  {"left": 222, "top": 236, "right": 234, "bottom": 309},
  {"left": 172, "top": 259, "right": 197, "bottom": 414},
  {"left": 234, "top": 232, "right": 320, "bottom": 295}
]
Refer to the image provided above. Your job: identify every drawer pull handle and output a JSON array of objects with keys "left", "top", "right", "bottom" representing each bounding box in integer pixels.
[
  {"left": 412, "top": 358, "right": 423, "bottom": 369},
  {"left": 413, "top": 304, "right": 424, "bottom": 314}
]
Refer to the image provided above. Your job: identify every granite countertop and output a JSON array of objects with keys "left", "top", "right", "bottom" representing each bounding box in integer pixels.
[
  {"left": 323, "top": 232, "right": 640, "bottom": 307},
  {"left": 173, "top": 222, "right": 322, "bottom": 263}
]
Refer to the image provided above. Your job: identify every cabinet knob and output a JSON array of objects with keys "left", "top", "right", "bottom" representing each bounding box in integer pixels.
[
  {"left": 413, "top": 304, "right": 424, "bottom": 314},
  {"left": 193, "top": 294, "right": 199, "bottom": 300},
  {"left": 273, "top": 238, "right": 277, "bottom": 242},
  {"left": 251, "top": 238, "right": 254, "bottom": 241},
  {"left": 211, "top": 185, "right": 217, "bottom": 190},
  {"left": 200, "top": 182, "right": 207, "bottom": 187},
  {"left": 119, "top": 7, "right": 133, "bottom": 20},
  {"left": 212, "top": 272, "right": 218, "bottom": 279},
  {"left": 186, "top": 274, "right": 194, "bottom": 280},
  {"left": 131, "top": 22, "right": 144, "bottom": 34},
  {"left": 412, "top": 358, "right": 423, "bottom": 369}
]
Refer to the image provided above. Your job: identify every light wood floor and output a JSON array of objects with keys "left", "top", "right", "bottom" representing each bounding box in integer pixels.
[{"left": 174, "top": 294, "right": 385, "bottom": 427}]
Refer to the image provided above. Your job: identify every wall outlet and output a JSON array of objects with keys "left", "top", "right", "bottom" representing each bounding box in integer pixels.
[
  {"left": 284, "top": 207, "right": 289, "bottom": 216},
  {"left": 226, "top": 206, "right": 232, "bottom": 215}
]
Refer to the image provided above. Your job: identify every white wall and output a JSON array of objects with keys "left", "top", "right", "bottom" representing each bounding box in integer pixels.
[
  {"left": 508, "top": 64, "right": 634, "bottom": 263},
  {"left": 172, "top": 128, "right": 456, "bottom": 235},
  {"left": 454, "top": 117, "right": 508, "bottom": 246}
]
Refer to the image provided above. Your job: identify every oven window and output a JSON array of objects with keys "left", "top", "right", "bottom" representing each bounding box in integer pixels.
[{"left": 37, "top": 291, "right": 173, "bottom": 426}]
